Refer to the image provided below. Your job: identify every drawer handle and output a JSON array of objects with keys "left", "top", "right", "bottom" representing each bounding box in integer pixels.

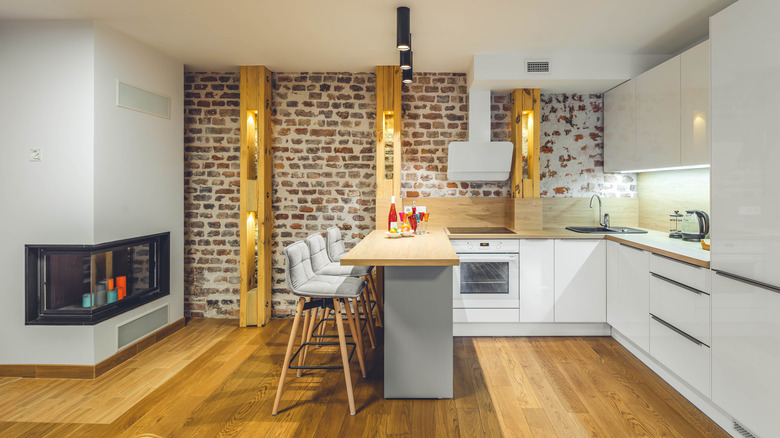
[
  {"left": 715, "top": 271, "right": 780, "bottom": 294},
  {"left": 650, "top": 273, "right": 709, "bottom": 296},
  {"left": 651, "top": 314, "right": 709, "bottom": 347}
]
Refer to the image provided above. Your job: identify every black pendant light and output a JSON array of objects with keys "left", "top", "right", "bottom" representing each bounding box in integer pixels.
[
  {"left": 402, "top": 68, "right": 413, "bottom": 84},
  {"left": 397, "top": 7, "right": 410, "bottom": 51},
  {"left": 400, "top": 49, "right": 412, "bottom": 70}
]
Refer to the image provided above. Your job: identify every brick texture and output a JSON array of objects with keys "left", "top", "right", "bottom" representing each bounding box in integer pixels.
[
  {"left": 183, "top": 72, "right": 636, "bottom": 319},
  {"left": 270, "top": 72, "right": 376, "bottom": 317},
  {"left": 183, "top": 72, "right": 242, "bottom": 318}
]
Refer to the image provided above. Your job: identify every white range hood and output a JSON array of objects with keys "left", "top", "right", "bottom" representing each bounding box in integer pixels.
[{"left": 447, "top": 89, "right": 514, "bottom": 181}]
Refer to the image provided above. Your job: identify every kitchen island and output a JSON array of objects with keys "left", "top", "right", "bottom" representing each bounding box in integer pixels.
[{"left": 340, "top": 228, "right": 459, "bottom": 399}]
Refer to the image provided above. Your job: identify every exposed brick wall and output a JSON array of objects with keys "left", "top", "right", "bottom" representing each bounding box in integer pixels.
[
  {"left": 270, "top": 72, "right": 377, "bottom": 317},
  {"left": 538, "top": 94, "right": 636, "bottom": 197},
  {"left": 400, "top": 73, "right": 510, "bottom": 197},
  {"left": 183, "top": 72, "right": 242, "bottom": 318},
  {"left": 182, "top": 73, "right": 635, "bottom": 319}
]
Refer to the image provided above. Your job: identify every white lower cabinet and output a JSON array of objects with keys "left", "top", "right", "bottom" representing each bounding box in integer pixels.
[
  {"left": 519, "top": 240, "right": 555, "bottom": 322},
  {"left": 554, "top": 240, "right": 606, "bottom": 322},
  {"left": 712, "top": 272, "right": 780, "bottom": 438},
  {"left": 649, "top": 317, "right": 711, "bottom": 396},
  {"left": 649, "top": 273, "right": 710, "bottom": 345},
  {"left": 613, "top": 244, "right": 650, "bottom": 351}
]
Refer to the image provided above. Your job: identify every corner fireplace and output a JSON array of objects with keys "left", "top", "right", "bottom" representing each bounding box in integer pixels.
[{"left": 25, "top": 232, "right": 170, "bottom": 325}]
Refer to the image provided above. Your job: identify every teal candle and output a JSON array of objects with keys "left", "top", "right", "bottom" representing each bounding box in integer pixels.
[
  {"left": 107, "top": 289, "right": 118, "bottom": 303},
  {"left": 82, "top": 293, "right": 92, "bottom": 308}
]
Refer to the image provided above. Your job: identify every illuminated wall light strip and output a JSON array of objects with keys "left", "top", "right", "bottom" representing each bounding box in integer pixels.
[{"left": 618, "top": 164, "right": 710, "bottom": 174}]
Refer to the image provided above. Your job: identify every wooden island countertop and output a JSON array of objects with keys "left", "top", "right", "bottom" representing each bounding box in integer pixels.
[{"left": 340, "top": 228, "right": 459, "bottom": 267}]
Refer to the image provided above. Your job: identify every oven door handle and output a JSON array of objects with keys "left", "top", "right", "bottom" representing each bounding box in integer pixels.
[{"left": 457, "top": 255, "right": 517, "bottom": 264}]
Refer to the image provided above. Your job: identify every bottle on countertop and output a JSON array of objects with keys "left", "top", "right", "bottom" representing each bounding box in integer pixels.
[{"left": 389, "top": 196, "right": 398, "bottom": 231}]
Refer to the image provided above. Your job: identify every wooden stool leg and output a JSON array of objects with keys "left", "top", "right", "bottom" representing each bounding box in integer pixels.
[
  {"left": 370, "top": 268, "right": 384, "bottom": 314},
  {"left": 272, "top": 297, "right": 305, "bottom": 415},
  {"left": 296, "top": 298, "right": 312, "bottom": 378},
  {"left": 333, "top": 298, "right": 356, "bottom": 416},
  {"left": 301, "top": 306, "right": 319, "bottom": 366},
  {"left": 344, "top": 297, "right": 366, "bottom": 378},
  {"left": 360, "top": 289, "right": 377, "bottom": 349},
  {"left": 317, "top": 307, "right": 329, "bottom": 341},
  {"left": 365, "top": 275, "right": 383, "bottom": 327}
]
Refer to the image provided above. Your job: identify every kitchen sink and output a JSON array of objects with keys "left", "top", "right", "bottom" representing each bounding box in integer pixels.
[{"left": 566, "top": 226, "right": 648, "bottom": 234}]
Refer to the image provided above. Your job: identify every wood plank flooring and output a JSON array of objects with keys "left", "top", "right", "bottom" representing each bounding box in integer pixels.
[{"left": 0, "top": 318, "right": 729, "bottom": 437}]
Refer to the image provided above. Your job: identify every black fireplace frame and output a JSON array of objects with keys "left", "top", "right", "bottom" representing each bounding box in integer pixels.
[{"left": 25, "top": 232, "right": 170, "bottom": 326}]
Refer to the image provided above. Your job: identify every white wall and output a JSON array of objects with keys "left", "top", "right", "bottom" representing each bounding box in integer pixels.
[
  {"left": 91, "top": 23, "right": 184, "bottom": 363},
  {"left": 0, "top": 21, "right": 184, "bottom": 366},
  {"left": 0, "top": 21, "right": 97, "bottom": 365}
]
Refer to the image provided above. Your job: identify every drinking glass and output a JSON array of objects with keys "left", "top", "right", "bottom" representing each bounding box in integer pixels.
[{"left": 424, "top": 212, "right": 430, "bottom": 234}]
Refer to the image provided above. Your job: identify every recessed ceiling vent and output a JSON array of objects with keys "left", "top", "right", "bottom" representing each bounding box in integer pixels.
[{"left": 525, "top": 59, "right": 551, "bottom": 74}]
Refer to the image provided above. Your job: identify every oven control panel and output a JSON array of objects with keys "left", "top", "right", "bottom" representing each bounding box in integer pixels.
[{"left": 450, "top": 239, "right": 519, "bottom": 253}]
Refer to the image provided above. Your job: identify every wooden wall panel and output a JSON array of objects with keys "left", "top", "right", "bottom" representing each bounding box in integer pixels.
[
  {"left": 637, "top": 168, "right": 710, "bottom": 233},
  {"left": 542, "top": 198, "right": 639, "bottom": 229}
]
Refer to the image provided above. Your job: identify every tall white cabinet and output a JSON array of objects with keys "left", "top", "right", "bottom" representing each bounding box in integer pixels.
[
  {"left": 711, "top": 1, "right": 780, "bottom": 437},
  {"left": 680, "top": 40, "right": 710, "bottom": 166}
]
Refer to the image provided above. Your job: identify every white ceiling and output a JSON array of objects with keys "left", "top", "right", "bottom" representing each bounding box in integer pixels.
[{"left": 0, "top": 0, "right": 736, "bottom": 72}]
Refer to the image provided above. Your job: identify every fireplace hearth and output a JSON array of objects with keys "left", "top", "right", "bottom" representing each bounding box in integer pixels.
[{"left": 25, "top": 232, "right": 170, "bottom": 325}]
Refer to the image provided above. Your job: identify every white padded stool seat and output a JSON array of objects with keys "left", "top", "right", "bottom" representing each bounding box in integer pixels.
[{"left": 306, "top": 233, "right": 371, "bottom": 277}]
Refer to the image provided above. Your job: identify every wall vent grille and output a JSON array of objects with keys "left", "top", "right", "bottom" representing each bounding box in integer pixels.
[
  {"left": 117, "top": 305, "right": 169, "bottom": 349},
  {"left": 733, "top": 420, "right": 758, "bottom": 438},
  {"left": 525, "top": 59, "right": 551, "bottom": 74}
]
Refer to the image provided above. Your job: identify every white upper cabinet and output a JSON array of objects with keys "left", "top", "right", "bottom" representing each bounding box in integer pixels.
[
  {"left": 554, "top": 240, "right": 606, "bottom": 323},
  {"left": 680, "top": 40, "right": 710, "bottom": 166},
  {"left": 604, "top": 80, "right": 636, "bottom": 172},
  {"left": 636, "top": 56, "right": 682, "bottom": 169},
  {"left": 604, "top": 41, "right": 710, "bottom": 172}
]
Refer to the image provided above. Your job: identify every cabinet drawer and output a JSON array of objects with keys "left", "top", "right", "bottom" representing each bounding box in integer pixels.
[
  {"left": 650, "top": 254, "right": 710, "bottom": 292},
  {"left": 649, "top": 274, "right": 710, "bottom": 344},
  {"left": 650, "top": 317, "right": 711, "bottom": 396}
]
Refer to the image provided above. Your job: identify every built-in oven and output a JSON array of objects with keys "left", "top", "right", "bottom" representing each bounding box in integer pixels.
[{"left": 452, "top": 240, "right": 519, "bottom": 309}]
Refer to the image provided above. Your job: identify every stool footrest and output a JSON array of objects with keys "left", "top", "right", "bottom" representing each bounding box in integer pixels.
[{"left": 288, "top": 341, "right": 356, "bottom": 370}]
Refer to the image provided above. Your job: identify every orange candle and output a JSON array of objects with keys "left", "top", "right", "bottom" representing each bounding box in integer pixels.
[
  {"left": 116, "top": 276, "right": 127, "bottom": 300},
  {"left": 107, "top": 278, "right": 114, "bottom": 290}
]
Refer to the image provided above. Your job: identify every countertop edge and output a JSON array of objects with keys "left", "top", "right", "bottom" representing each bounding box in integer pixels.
[{"left": 604, "top": 235, "right": 710, "bottom": 268}]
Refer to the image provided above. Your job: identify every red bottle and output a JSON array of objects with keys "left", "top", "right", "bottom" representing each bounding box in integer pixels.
[
  {"left": 388, "top": 196, "right": 398, "bottom": 231},
  {"left": 410, "top": 201, "right": 418, "bottom": 231}
]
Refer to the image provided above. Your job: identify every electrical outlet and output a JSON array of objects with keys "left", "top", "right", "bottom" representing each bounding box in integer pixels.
[{"left": 30, "top": 149, "right": 41, "bottom": 162}]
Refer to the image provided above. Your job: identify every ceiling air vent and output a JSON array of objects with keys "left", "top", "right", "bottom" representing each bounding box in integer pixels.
[{"left": 525, "top": 59, "right": 551, "bottom": 74}]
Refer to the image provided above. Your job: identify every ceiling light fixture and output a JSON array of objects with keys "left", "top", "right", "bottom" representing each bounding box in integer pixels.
[
  {"left": 400, "top": 49, "right": 412, "bottom": 70},
  {"left": 397, "top": 7, "right": 411, "bottom": 51},
  {"left": 402, "top": 69, "right": 413, "bottom": 84}
]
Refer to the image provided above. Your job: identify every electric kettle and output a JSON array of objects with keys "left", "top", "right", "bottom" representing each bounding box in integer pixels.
[{"left": 681, "top": 210, "right": 710, "bottom": 241}]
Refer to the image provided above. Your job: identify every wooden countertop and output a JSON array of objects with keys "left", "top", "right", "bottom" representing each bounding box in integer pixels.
[
  {"left": 446, "top": 227, "right": 711, "bottom": 268},
  {"left": 340, "top": 228, "right": 460, "bottom": 267}
]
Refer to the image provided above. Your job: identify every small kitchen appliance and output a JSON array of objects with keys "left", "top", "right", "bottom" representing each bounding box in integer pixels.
[
  {"left": 680, "top": 210, "right": 710, "bottom": 241},
  {"left": 669, "top": 210, "right": 684, "bottom": 238}
]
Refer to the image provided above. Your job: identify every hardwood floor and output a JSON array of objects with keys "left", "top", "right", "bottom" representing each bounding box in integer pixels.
[{"left": 0, "top": 318, "right": 728, "bottom": 437}]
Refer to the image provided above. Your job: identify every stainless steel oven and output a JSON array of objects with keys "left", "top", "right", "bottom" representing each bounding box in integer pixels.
[{"left": 452, "top": 240, "right": 519, "bottom": 309}]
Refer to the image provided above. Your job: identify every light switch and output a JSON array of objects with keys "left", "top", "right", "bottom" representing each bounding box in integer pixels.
[{"left": 30, "top": 149, "right": 41, "bottom": 162}]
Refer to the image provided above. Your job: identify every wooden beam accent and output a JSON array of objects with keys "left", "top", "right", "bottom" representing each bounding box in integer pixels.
[
  {"left": 375, "top": 66, "right": 403, "bottom": 200},
  {"left": 510, "top": 89, "right": 541, "bottom": 198},
  {"left": 239, "top": 66, "right": 273, "bottom": 327}
]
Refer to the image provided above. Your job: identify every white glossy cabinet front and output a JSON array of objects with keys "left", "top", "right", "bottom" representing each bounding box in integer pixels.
[
  {"left": 711, "top": 0, "right": 780, "bottom": 289},
  {"left": 554, "top": 240, "right": 606, "bottom": 322},
  {"left": 519, "top": 240, "right": 554, "bottom": 322},
  {"left": 635, "top": 56, "right": 681, "bottom": 169},
  {"left": 649, "top": 318, "right": 711, "bottom": 397},
  {"left": 604, "top": 80, "right": 636, "bottom": 172},
  {"left": 712, "top": 272, "right": 780, "bottom": 438},
  {"left": 680, "top": 40, "right": 710, "bottom": 166},
  {"left": 614, "top": 245, "right": 650, "bottom": 351}
]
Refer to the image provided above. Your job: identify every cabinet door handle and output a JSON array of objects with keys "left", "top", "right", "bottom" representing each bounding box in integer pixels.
[
  {"left": 651, "top": 314, "right": 708, "bottom": 347},
  {"left": 715, "top": 271, "right": 780, "bottom": 294},
  {"left": 650, "top": 272, "right": 708, "bottom": 296}
]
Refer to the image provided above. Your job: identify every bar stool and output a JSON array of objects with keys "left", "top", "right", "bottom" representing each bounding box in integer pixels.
[
  {"left": 326, "top": 226, "right": 383, "bottom": 326},
  {"left": 272, "top": 240, "right": 366, "bottom": 416},
  {"left": 306, "top": 233, "right": 378, "bottom": 348}
]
